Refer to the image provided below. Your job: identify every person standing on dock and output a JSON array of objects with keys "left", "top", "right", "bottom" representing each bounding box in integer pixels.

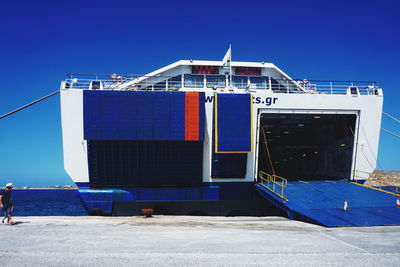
[{"left": 0, "top": 183, "right": 15, "bottom": 225}]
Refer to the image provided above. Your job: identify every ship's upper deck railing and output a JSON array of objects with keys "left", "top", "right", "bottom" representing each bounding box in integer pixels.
[{"left": 61, "top": 73, "right": 382, "bottom": 96}]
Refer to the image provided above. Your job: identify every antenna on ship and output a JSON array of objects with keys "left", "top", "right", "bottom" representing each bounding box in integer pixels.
[{"left": 222, "top": 44, "right": 232, "bottom": 87}]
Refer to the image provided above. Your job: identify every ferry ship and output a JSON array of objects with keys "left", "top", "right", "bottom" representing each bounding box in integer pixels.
[{"left": 60, "top": 50, "right": 400, "bottom": 226}]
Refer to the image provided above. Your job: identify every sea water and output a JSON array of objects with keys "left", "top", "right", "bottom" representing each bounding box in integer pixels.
[{"left": 8, "top": 189, "right": 87, "bottom": 216}]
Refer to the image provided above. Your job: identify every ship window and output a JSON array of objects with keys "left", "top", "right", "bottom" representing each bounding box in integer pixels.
[
  {"left": 232, "top": 76, "right": 248, "bottom": 89},
  {"left": 90, "top": 81, "right": 101, "bottom": 90},
  {"left": 154, "top": 81, "right": 166, "bottom": 90},
  {"left": 184, "top": 74, "right": 204, "bottom": 88},
  {"left": 250, "top": 77, "right": 269, "bottom": 89},
  {"left": 270, "top": 78, "right": 286, "bottom": 92},
  {"left": 168, "top": 75, "right": 182, "bottom": 90},
  {"left": 206, "top": 75, "right": 226, "bottom": 88}
]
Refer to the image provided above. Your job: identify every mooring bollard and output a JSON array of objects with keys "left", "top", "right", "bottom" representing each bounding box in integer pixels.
[{"left": 141, "top": 208, "right": 154, "bottom": 218}]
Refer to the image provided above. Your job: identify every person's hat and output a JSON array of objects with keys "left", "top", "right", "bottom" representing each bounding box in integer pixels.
[{"left": 5, "top": 183, "right": 13, "bottom": 188}]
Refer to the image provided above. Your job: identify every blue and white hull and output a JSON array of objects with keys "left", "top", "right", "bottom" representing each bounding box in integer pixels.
[{"left": 60, "top": 58, "right": 383, "bottom": 216}]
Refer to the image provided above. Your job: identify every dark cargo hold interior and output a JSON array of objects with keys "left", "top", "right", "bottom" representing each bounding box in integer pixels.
[{"left": 257, "top": 113, "right": 357, "bottom": 181}]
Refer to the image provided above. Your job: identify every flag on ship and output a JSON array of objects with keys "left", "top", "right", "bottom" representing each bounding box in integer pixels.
[{"left": 222, "top": 45, "right": 231, "bottom": 66}]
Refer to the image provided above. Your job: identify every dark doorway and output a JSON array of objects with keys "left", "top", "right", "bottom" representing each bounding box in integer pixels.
[
  {"left": 257, "top": 113, "right": 356, "bottom": 181},
  {"left": 87, "top": 140, "right": 203, "bottom": 187}
]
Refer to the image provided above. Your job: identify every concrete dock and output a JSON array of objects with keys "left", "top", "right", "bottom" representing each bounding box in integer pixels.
[{"left": 0, "top": 216, "right": 399, "bottom": 266}]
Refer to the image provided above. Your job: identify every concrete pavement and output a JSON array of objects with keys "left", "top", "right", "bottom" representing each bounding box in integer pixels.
[{"left": 0, "top": 216, "right": 399, "bottom": 266}]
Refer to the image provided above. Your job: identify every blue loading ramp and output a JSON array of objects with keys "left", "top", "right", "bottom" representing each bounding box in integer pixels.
[{"left": 255, "top": 180, "right": 400, "bottom": 227}]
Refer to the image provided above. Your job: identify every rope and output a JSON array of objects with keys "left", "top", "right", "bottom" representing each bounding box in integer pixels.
[
  {"left": 348, "top": 125, "right": 355, "bottom": 137},
  {"left": 382, "top": 128, "right": 400, "bottom": 139},
  {"left": 261, "top": 126, "right": 275, "bottom": 175},
  {"left": 383, "top": 112, "right": 400, "bottom": 124},
  {"left": 349, "top": 125, "right": 381, "bottom": 170},
  {"left": 360, "top": 146, "right": 376, "bottom": 170},
  {"left": 360, "top": 123, "right": 382, "bottom": 170},
  {"left": 0, "top": 90, "right": 60, "bottom": 120}
]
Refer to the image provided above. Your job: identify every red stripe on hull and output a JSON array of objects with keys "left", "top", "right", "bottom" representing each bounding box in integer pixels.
[{"left": 185, "top": 92, "right": 200, "bottom": 141}]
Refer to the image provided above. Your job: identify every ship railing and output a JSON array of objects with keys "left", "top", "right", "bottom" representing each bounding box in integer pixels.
[
  {"left": 258, "top": 171, "right": 288, "bottom": 201},
  {"left": 352, "top": 170, "right": 400, "bottom": 196},
  {"left": 301, "top": 80, "right": 380, "bottom": 95},
  {"left": 61, "top": 74, "right": 380, "bottom": 96}
]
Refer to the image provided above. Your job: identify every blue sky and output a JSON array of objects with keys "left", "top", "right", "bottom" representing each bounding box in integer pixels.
[{"left": 1, "top": 0, "right": 399, "bottom": 186}]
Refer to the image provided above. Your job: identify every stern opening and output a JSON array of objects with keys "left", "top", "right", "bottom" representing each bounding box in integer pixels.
[{"left": 257, "top": 113, "right": 356, "bottom": 181}]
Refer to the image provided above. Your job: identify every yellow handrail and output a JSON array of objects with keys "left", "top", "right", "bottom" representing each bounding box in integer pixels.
[
  {"left": 258, "top": 171, "right": 288, "bottom": 201},
  {"left": 353, "top": 170, "right": 400, "bottom": 196}
]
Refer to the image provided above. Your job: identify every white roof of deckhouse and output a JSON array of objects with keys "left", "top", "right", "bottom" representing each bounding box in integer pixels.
[{"left": 113, "top": 60, "right": 304, "bottom": 92}]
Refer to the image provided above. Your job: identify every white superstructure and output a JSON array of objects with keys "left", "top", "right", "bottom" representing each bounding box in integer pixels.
[{"left": 60, "top": 58, "right": 383, "bottom": 186}]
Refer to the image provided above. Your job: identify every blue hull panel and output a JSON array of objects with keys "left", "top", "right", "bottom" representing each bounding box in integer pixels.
[
  {"left": 78, "top": 186, "right": 220, "bottom": 214},
  {"left": 76, "top": 182, "right": 276, "bottom": 216}
]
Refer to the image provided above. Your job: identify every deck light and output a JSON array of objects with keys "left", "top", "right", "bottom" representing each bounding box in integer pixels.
[
  {"left": 314, "top": 116, "right": 321, "bottom": 119},
  {"left": 302, "top": 154, "right": 306, "bottom": 157},
  {"left": 314, "top": 151, "right": 318, "bottom": 154},
  {"left": 283, "top": 131, "right": 289, "bottom": 134},
  {"left": 298, "top": 123, "right": 304, "bottom": 127}
]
